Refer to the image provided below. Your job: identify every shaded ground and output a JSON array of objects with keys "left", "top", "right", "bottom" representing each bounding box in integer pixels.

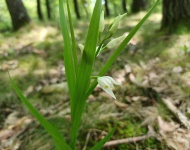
[{"left": 1, "top": 12, "right": 190, "bottom": 150}]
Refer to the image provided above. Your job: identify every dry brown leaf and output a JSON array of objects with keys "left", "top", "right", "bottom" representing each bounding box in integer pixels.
[
  {"left": 139, "top": 60, "right": 147, "bottom": 70},
  {"left": 158, "top": 116, "right": 179, "bottom": 132},
  {"left": 172, "top": 66, "right": 183, "bottom": 73},
  {"left": 112, "top": 69, "right": 126, "bottom": 84},
  {"left": 162, "top": 98, "right": 190, "bottom": 129},
  {"left": 0, "top": 60, "right": 18, "bottom": 71},
  {"left": 158, "top": 116, "right": 190, "bottom": 150},
  {"left": 129, "top": 73, "right": 149, "bottom": 88},
  {"left": 0, "top": 116, "right": 32, "bottom": 150},
  {"left": 140, "top": 107, "right": 159, "bottom": 126},
  {"left": 124, "top": 64, "right": 132, "bottom": 73},
  {"left": 131, "top": 96, "right": 148, "bottom": 102},
  {"left": 5, "top": 111, "right": 19, "bottom": 127},
  {"left": 113, "top": 100, "right": 128, "bottom": 108},
  {"left": 0, "top": 129, "right": 15, "bottom": 141}
]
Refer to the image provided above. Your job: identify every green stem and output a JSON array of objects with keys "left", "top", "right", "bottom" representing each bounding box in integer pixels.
[
  {"left": 95, "top": 32, "right": 112, "bottom": 57},
  {"left": 90, "top": 76, "right": 100, "bottom": 79}
]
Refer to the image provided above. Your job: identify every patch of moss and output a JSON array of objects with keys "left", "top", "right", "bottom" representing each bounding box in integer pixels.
[{"left": 117, "top": 138, "right": 167, "bottom": 150}]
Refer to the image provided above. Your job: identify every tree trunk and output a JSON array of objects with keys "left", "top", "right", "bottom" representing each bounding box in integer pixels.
[
  {"left": 81, "top": 0, "right": 89, "bottom": 18},
  {"left": 122, "top": 0, "right": 127, "bottom": 13},
  {"left": 161, "top": 0, "right": 190, "bottom": 31},
  {"left": 113, "top": 2, "right": 117, "bottom": 15},
  {"left": 104, "top": 0, "right": 110, "bottom": 17},
  {"left": 37, "top": 0, "right": 44, "bottom": 21},
  {"left": 5, "top": 0, "right": 30, "bottom": 31},
  {"left": 73, "top": 0, "right": 81, "bottom": 19},
  {"left": 46, "top": 0, "right": 51, "bottom": 20},
  {"left": 131, "top": 0, "right": 147, "bottom": 13}
]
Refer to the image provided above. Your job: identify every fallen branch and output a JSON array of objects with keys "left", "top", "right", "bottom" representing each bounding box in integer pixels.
[
  {"left": 82, "top": 130, "right": 91, "bottom": 150},
  {"left": 104, "top": 134, "right": 154, "bottom": 147},
  {"left": 162, "top": 98, "right": 190, "bottom": 129}
]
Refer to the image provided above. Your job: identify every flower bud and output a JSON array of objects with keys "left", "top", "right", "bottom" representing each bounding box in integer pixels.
[
  {"left": 109, "top": 13, "right": 127, "bottom": 33},
  {"left": 78, "top": 44, "right": 99, "bottom": 55},
  {"left": 78, "top": 44, "right": 84, "bottom": 53},
  {"left": 106, "top": 33, "right": 128, "bottom": 49},
  {"left": 99, "top": 11, "right": 105, "bottom": 33}
]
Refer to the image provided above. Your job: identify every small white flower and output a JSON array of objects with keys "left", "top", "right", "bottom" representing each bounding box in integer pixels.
[
  {"left": 78, "top": 44, "right": 99, "bottom": 55},
  {"left": 78, "top": 44, "right": 84, "bottom": 53},
  {"left": 97, "top": 76, "right": 120, "bottom": 99}
]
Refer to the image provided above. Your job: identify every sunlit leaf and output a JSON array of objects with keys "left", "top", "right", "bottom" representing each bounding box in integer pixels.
[{"left": 59, "top": 0, "right": 77, "bottom": 100}]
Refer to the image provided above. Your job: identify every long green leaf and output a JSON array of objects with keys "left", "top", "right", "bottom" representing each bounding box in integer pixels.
[
  {"left": 9, "top": 73, "right": 71, "bottom": 150},
  {"left": 90, "top": 125, "right": 117, "bottom": 150},
  {"left": 66, "top": 0, "right": 78, "bottom": 71},
  {"left": 65, "top": 0, "right": 78, "bottom": 121},
  {"left": 59, "top": 0, "right": 77, "bottom": 100},
  {"left": 86, "top": 0, "right": 160, "bottom": 99},
  {"left": 70, "top": 0, "right": 102, "bottom": 148}
]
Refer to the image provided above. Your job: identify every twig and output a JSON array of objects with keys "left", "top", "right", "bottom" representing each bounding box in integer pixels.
[
  {"left": 104, "top": 134, "right": 154, "bottom": 147},
  {"left": 162, "top": 98, "right": 190, "bottom": 129},
  {"left": 113, "top": 100, "right": 128, "bottom": 108},
  {"left": 82, "top": 130, "right": 91, "bottom": 150}
]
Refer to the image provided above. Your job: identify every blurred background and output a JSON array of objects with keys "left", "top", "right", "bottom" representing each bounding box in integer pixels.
[
  {"left": 1, "top": 0, "right": 190, "bottom": 150},
  {"left": 1, "top": 0, "right": 161, "bottom": 31}
]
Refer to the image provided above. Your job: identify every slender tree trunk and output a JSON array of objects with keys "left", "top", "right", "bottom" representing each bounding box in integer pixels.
[
  {"left": 104, "top": 0, "right": 110, "bottom": 17},
  {"left": 5, "top": 0, "right": 30, "bottom": 31},
  {"left": 122, "top": 0, "right": 127, "bottom": 13},
  {"left": 161, "top": 0, "right": 190, "bottom": 31},
  {"left": 81, "top": 0, "right": 89, "bottom": 18},
  {"left": 131, "top": 0, "right": 147, "bottom": 13},
  {"left": 45, "top": 0, "right": 51, "bottom": 20},
  {"left": 37, "top": 0, "right": 44, "bottom": 21},
  {"left": 73, "top": 0, "right": 81, "bottom": 19},
  {"left": 113, "top": 2, "right": 117, "bottom": 15}
]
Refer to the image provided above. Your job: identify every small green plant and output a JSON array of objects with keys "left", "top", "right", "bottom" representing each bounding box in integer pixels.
[
  {"left": 9, "top": 0, "right": 160, "bottom": 149},
  {"left": 180, "top": 44, "right": 190, "bottom": 54}
]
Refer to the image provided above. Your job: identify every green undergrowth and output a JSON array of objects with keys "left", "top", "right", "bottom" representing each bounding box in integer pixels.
[{"left": 77, "top": 116, "right": 166, "bottom": 150}]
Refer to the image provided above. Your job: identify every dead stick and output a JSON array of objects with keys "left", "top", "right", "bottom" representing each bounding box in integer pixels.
[
  {"left": 104, "top": 134, "right": 153, "bottom": 147},
  {"left": 162, "top": 98, "right": 190, "bottom": 129}
]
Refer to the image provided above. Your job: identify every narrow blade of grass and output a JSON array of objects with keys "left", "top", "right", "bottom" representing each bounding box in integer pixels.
[
  {"left": 59, "top": 0, "right": 77, "bottom": 99},
  {"left": 9, "top": 73, "right": 71, "bottom": 150},
  {"left": 90, "top": 125, "right": 117, "bottom": 150},
  {"left": 66, "top": 0, "right": 78, "bottom": 71},
  {"left": 70, "top": 0, "right": 102, "bottom": 148},
  {"left": 86, "top": 0, "right": 160, "bottom": 99},
  {"left": 65, "top": 0, "right": 78, "bottom": 121}
]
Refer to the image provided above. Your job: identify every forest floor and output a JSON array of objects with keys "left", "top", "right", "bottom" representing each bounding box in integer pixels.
[{"left": 1, "top": 12, "right": 190, "bottom": 150}]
